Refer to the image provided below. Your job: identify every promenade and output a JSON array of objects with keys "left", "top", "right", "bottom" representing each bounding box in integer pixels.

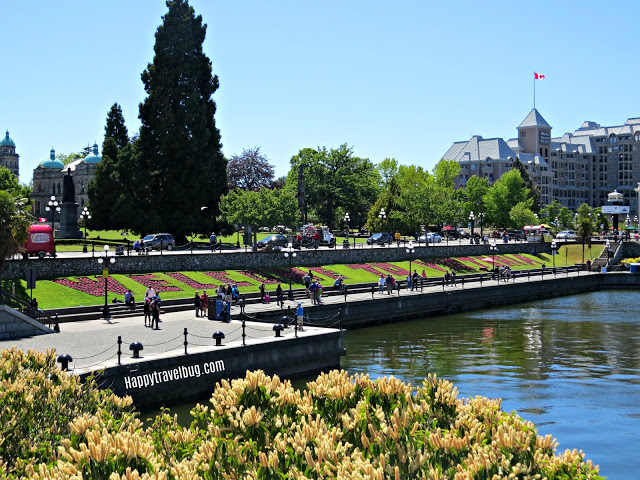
[{"left": 0, "top": 266, "right": 598, "bottom": 371}]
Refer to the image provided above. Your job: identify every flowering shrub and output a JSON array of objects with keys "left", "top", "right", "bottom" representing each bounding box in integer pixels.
[
  {"left": 20, "top": 368, "right": 603, "bottom": 480},
  {"left": 0, "top": 348, "right": 134, "bottom": 478},
  {"left": 129, "top": 274, "right": 182, "bottom": 292},
  {"left": 53, "top": 276, "right": 128, "bottom": 296}
]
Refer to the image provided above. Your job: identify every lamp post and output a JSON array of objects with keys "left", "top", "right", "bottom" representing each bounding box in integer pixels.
[
  {"left": 343, "top": 213, "right": 350, "bottom": 249},
  {"left": 45, "top": 196, "right": 60, "bottom": 257},
  {"left": 379, "top": 208, "right": 387, "bottom": 247},
  {"left": 554, "top": 216, "right": 559, "bottom": 235},
  {"left": 97, "top": 245, "right": 115, "bottom": 321},
  {"left": 490, "top": 239, "right": 498, "bottom": 279},
  {"left": 406, "top": 240, "right": 415, "bottom": 280},
  {"left": 469, "top": 211, "right": 475, "bottom": 238},
  {"left": 551, "top": 240, "right": 558, "bottom": 276},
  {"left": 478, "top": 212, "right": 485, "bottom": 240},
  {"left": 283, "top": 242, "right": 296, "bottom": 300},
  {"left": 80, "top": 207, "right": 91, "bottom": 253}
]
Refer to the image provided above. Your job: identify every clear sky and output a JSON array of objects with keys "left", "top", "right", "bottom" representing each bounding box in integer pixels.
[{"left": 2, "top": 0, "right": 638, "bottom": 184}]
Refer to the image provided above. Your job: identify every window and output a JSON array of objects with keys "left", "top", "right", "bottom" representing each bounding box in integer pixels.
[{"left": 520, "top": 131, "right": 526, "bottom": 137}]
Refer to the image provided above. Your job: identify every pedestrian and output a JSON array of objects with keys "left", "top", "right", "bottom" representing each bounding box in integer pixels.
[
  {"left": 201, "top": 290, "right": 209, "bottom": 317},
  {"left": 303, "top": 271, "right": 311, "bottom": 297},
  {"left": 152, "top": 298, "right": 160, "bottom": 329},
  {"left": 225, "top": 284, "right": 233, "bottom": 305},
  {"left": 259, "top": 282, "right": 265, "bottom": 302},
  {"left": 296, "top": 302, "right": 304, "bottom": 331},
  {"left": 316, "top": 283, "right": 323, "bottom": 304},
  {"left": 144, "top": 285, "right": 155, "bottom": 301},
  {"left": 444, "top": 271, "right": 451, "bottom": 285},
  {"left": 411, "top": 270, "right": 419, "bottom": 291},
  {"left": 124, "top": 289, "right": 135, "bottom": 310},
  {"left": 450, "top": 270, "right": 456, "bottom": 286},
  {"left": 386, "top": 274, "right": 393, "bottom": 295},
  {"left": 276, "top": 283, "right": 284, "bottom": 307},
  {"left": 194, "top": 291, "right": 201, "bottom": 317},
  {"left": 209, "top": 232, "right": 217, "bottom": 246},
  {"left": 309, "top": 280, "right": 318, "bottom": 305},
  {"left": 378, "top": 274, "right": 385, "bottom": 293},
  {"left": 143, "top": 298, "right": 151, "bottom": 327}
]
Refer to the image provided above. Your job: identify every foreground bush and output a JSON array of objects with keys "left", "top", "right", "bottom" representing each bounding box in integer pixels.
[
  {"left": 0, "top": 348, "right": 135, "bottom": 478},
  {"left": 1, "top": 351, "right": 602, "bottom": 479}
]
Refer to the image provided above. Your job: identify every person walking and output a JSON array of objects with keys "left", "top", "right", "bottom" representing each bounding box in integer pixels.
[
  {"left": 201, "top": 290, "right": 209, "bottom": 317},
  {"left": 378, "top": 274, "right": 385, "bottom": 294},
  {"left": 296, "top": 302, "right": 304, "bottom": 331},
  {"left": 386, "top": 274, "right": 393, "bottom": 295},
  {"left": 309, "top": 280, "right": 318, "bottom": 305},
  {"left": 225, "top": 284, "right": 233, "bottom": 305},
  {"left": 411, "top": 270, "right": 419, "bottom": 291},
  {"left": 143, "top": 298, "right": 151, "bottom": 327},
  {"left": 259, "top": 282, "right": 265, "bottom": 302},
  {"left": 303, "top": 271, "right": 311, "bottom": 297},
  {"left": 450, "top": 270, "right": 456, "bottom": 287},
  {"left": 152, "top": 297, "right": 160, "bottom": 329},
  {"left": 194, "top": 291, "right": 201, "bottom": 317},
  {"left": 276, "top": 283, "right": 284, "bottom": 308}
]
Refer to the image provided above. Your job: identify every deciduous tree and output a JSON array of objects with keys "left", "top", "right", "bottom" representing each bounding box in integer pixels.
[{"left": 227, "top": 147, "right": 275, "bottom": 190}]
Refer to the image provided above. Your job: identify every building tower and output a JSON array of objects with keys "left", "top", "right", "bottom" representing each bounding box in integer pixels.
[{"left": 0, "top": 130, "right": 19, "bottom": 179}]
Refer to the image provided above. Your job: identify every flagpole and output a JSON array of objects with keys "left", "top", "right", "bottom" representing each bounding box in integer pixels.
[{"left": 533, "top": 71, "right": 536, "bottom": 109}]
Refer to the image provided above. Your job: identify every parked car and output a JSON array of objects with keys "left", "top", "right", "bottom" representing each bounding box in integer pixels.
[
  {"left": 366, "top": 232, "right": 393, "bottom": 245},
  {"left": 507, "top": 229, "right": 526, "bottom": 240},
  {"left": 456, "top": 228, "right": 470, "bottom": 239},
  {"left": 258, "top": 226, "right": 270, "bottom": 232},
  {"left": 142, "top": 233, "right": 175, "bottom": 250},
  {"left": 257, "top": 234, "right": 289, "bottom": 249},
  {"left": 419, "top": 232, "right": 442, "bottom": 243},
  {"left": 556, "top": 230, "right": 577, "bottom": 240}
]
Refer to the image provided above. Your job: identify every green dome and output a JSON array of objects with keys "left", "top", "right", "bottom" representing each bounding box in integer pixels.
[
  {"left": 83, "top": 143, "right": 102, "bottom": 164},
  {"left": 40, "top": 147, "right": 64, "bottom": 169},
  {"left": 1, "top": 130, "right": 15, "bottom": 147}
]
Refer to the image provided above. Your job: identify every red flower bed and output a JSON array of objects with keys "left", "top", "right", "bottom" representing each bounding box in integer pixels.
[
  {"left": 347, "top": 264, "right": 385, "bottom": 276},
  {"left": 202, "top": 271, "right": 251, "bottom": 287},
  {"left": 310, "top": 267, "right": 343, "bottom": 280},
  {"left": 434, "top": 258, "right": 475, "bottom": 272},
  {"left": 458, "top": 257, "right": 492, "bottom": 268},
  {"left": 129, "top": 274, "right": 182, "bottom": 292},
  {"left": 166, "top": 273, "right": 218, "bottom": 290},
  {"left": 53, "top": 277, "right": 128, "bottom": 297},
  {"left": 413, "top": 260, "right": 447, "bottom": 272},
  {"left": 238, "top": 270, "right": 281, "bottom": 284},
  {"left": 514, "top": 255, "right": 539, "bottom": 265},
  {"left": 373, "top": 263, "right": 410, "bottom": 276}
]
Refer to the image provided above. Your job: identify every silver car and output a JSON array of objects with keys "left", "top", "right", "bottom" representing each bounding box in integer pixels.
[{"left": 142, "top": 233, "right": 175, "bottom": 250}]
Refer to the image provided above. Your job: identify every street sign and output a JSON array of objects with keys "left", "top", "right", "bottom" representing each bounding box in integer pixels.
[
  {"left": 103, "top": 268, "right": 109, "bottom": 278},
  {"left": 602, "top": 206, "right": 630, "bottom": 214},
  {"left": 26, "top": 267, "right": 37, "bottom": 290}
]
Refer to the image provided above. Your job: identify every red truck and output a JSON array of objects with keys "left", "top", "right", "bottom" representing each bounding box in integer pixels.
[{"left": 23, "top": 224, "right": 55, "bottom": 259}]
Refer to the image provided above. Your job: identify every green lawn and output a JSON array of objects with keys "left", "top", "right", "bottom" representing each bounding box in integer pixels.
[{"left": 3, "top": 248, "right": 600, "bottom": 310}]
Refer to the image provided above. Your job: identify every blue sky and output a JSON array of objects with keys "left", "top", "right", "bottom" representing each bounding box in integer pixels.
[{"left": 1, "top": 0, "right": 638, "bottom": 184}]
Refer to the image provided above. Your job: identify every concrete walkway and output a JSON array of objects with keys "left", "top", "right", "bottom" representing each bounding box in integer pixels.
[{"left": 1, "top": 268, "right": 591, "bottom": 372}]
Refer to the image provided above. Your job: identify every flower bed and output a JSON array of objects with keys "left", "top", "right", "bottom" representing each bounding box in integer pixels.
[
  {"left": 53, "top": 276, "right": 128, "bottom": 297},
  {"left": 202, "top": 271, "right": 252, "bottom": 287},
  {"left": 128, "top": 274, "right": 182, "bottom": 292},
  {"left": 166, "top": 272, "right": 218, "bottom": 290}
]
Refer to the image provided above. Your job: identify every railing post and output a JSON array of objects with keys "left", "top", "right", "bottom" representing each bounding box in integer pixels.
[
  {"left": 294, "top": 323, "right": 298, "bottom": 338},
  {"left": 117, "top": 336, "right": 122, "bottom": 365},
  {"left": 184, "top": 327, "right": 188, "bottom": 355},
  {"left": 461, "top": 277, "right": 465, "bottom": 289},
  {"left": 242, "top": 319, "right": 246, "bottom": 346},
  {"left": 371, "top": 285, "right": 374, "bottom": 299},
  {"left": 344, "top": 286, "right": 347, "bottom": 303}
]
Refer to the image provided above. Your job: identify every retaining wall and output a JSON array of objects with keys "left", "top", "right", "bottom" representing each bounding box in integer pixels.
[
  {"left": 79, "top": 329, "right": 345, "bottom": 409},
  {"left": 2, "top": 241, "right": 550, "bottom": 280}
]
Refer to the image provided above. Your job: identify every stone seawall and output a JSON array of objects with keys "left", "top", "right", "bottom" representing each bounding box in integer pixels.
[
  {"left": 3, "top": 242, "right": 550, "bottom": 280},
  {"left": 246, "top": 273, "right": 639, "bottom": 329},
  {"left": 79, "top": 329, "right": 345, "bottom": 409}
]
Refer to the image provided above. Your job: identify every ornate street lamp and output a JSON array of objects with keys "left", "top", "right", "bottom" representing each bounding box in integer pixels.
[
  {"left": 469, "top": 211, "right": 475, "bottom": 238},
  {"left": 478, "top": 212, "right": 485, "bottom": 240},
  {"left": 490, "top": 239, "right": 498, "bottom": 279},
  {"left": 97, "top": 245, "right": 115, "bottom": 321},
  {"left": 555, "top": 216, "right": 559, "bottom": 234},
  {"left": 406, "top": 240, "right": 415, "bottom": 282},
  {"left": 551, "top": 240, "right": 558, "bottom": 276},
  {"left": 283, "top": 243, "right": 297, "bottom": 300},
  {"left": 378, "top": 208, "right": 387, "bottom": 248},
  {"left": 343, "top": 213, "right": 350, "bottom": 249},
  {"left": 80, "top": 207, "right": 91, "bottom": 253},
  {"left": 45, "top": 195, "right": 60, "bottom": 257}
]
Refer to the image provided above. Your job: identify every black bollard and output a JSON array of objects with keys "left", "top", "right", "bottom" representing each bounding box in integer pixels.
[
  {"left": 273, "top": 324, "right": 284, "bottom": 337},
  {"left": 212, "top": 331, "right": 225, "bottom": 346},
  {"left": 57, "top": 353, "right": 72, "bottom": 371},
  {"left": 242, "top": 319, "right": 246, "bottom": 346},
  {"left": 117, "top": 336, "right": 122, "bottom": 365},
  {"left": 184, "top": 327, "right": 188, "bottom": 354},
  {"left": 129, "top": 341, "right": 143, "bottom": 358}
]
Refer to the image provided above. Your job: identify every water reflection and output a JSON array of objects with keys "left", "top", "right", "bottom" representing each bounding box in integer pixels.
[{"left": 341, "top": 290, "right": 640, "bottom": 480}]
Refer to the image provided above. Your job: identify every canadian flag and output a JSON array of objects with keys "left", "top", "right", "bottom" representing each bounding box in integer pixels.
[
  {"left": 535, "top": 72, "right": 545, "bottom": 80},
  {"left": 38, "top": 217, "right": 47, "bottom": 222}
]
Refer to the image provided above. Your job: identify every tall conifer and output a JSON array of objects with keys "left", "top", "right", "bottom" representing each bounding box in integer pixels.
[{"left": 138, "top": 0, "right": 226, "bottom": 240}]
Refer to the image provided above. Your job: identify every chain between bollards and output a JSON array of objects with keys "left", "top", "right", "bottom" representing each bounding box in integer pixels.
[{"left": 117, "top": 336, "right": 122, "bottom": 365}]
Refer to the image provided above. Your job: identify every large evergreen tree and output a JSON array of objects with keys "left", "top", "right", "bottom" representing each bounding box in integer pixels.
[
  {"left": 104, "top": 103, "right": 129, "bottom": 151},
  {"left": 138, "top": 0, "right": 227, "bottom": 241}
]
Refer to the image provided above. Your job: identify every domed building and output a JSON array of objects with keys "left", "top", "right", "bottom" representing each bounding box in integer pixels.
[
  {"left": 0, "top": 130, "right": 20, "bottom": 179},
  {"left": 31, "top": 143, "right": 103, "bottom": 221}
]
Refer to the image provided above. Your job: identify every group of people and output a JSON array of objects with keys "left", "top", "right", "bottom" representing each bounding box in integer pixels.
[
  {"left": 133, "top": 239, "right": 147, "bottom": 253},
  {"left": 193, "top": 290, "right": 210, "bottom": 318},
  {"left": 143, "top": 286, "right": 162, "bottom": 329}
]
